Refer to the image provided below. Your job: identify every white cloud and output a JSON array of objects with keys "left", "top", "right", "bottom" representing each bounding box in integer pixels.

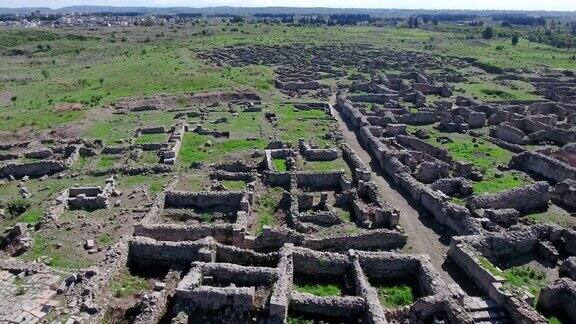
[{"left": 2, "top": 0, "right": 576, "bottom": 11}]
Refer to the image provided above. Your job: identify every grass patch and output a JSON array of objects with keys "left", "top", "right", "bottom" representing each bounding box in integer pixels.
[
  {"left": 301, "top": 159, "right": 348, "bottom": 173},
  {"left": 222, "top": 180, "right": 246, "bottom": 191},
  {"left": 17, "top": 208, "right": 43, "bottom": 224},
  {"left": 99, "top": 233, "right": 112, "bottom": 246},
  {"left": 286, "top": 315, "right": 314, "bottom": 324},
  {"left": 117, "top": 174, "right": 166, "bottom": 195},
  {"left": 376, "top": 284, "right": 415, "bottom": 308},
  {"left": 275, "top": 103, "right": 333, "bottom": 146},
  {"left": 110, "top": 271, "right": 149, "bottom": 298},
  {"left": 548, "top": 317, "right": 563, "bottom": 324},
  {"left": 273, "top": 158, "right": 288, "bottom": 172},
  {"left": 502, "top": 266, "right": 547, "bottom": 297},
  {"left": 478, "top": 257, "right": 502, "bottom": 276},
  {"left": 179, "top": 134, "right": 266, "bottom": 166},
  {"left": 457, "top": 82, "right": 540, "bottom": 102},
  {"left": 97, "top": 155, "right": 118, "bottom": 169},
  {"left": 335, "top": 207, "right": 352, "bottom": 222},
  {"left": 253, "top": 187, "right": 284, "bottom": 235},
  {"left": 438, "top": 138, "right": 511, "bottom": 171},
  {"left": 200, "top": 213, "right": 215, "bottom": 223},
  {"left": 22, "top": 235, "right": 92, "bottom": 269},
  {"left": 472, "top": 171, "right": 530, "bottom": 195},
  {"left": 135, "top": 133, "right": 167, "bottom": 144},
  {"left": 526, "top": 211, "right": 576, "bottom": 229},
  {"left": 293, "top": 282, "right": 341, "bottom": 297}
]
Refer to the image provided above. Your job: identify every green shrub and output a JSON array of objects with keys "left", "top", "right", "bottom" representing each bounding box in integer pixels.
[
  {"left": 110, "top": 272, "right": 149, "bottom": 298},
  {"left": 6, "top": 198, "right": 31, "bottom": 217},
  {"left": 482, "top": 26, "right": 494, "bottom": 39}
]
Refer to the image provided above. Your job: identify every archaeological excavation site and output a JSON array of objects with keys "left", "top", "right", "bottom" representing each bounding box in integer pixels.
[{"left": 1, "top": 7, "right": 576, "bottom": 324}]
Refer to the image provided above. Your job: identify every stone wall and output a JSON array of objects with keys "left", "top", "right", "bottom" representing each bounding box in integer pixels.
[
  {"left": 466, "top": 182, "right": 550, "bottom": 213},
  {"left": 490, "top": 123, "right": 526, "bottom": 145},
  {"left": 335, "top": 96, "right": 482, "bottom": 235},
  {"left": 299, "top": 139, "right": 338, "bottom": 161},
  {"left": 133, "top": 223, "right": 240, "bottom": 245},
  {"left": 448, "top": 239, "right": 547, "bottom": 323},
  {"left": 275, "top": 79, "right": 322, "bottom": 91},
  {"left": 0, "top": 160, "right": 67, "bottom": 179},
  {"left": 340, "top": 143, "right": 371, "bottom": 183},
  {"left": 289, "top": 293, "right": 365, "bottom": 319},
  {"left": 538, "top": 278, "right": 576, "bottom": 321},
  {"left": 164, "top": 190, "right": 250, "bottom": 211},
  {"left": 511, "top": 151, "right": 576, "bottom": 182},
  {"left": 252, "top": 226, "right": 406, "bottom": 253},
  {"left": 128, "top": 236, "right": 206, "bottom": 269}
]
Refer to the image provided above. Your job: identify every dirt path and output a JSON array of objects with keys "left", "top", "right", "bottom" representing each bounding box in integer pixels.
[{"left": 329, "top": 100, "right": 465, "bottom": 288}]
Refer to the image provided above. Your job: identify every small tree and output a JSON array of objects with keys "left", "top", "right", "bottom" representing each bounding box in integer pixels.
[
  {"left": 10, "top": 96, "right": 17, "bottom": 107},
  {"left": 99, "top": 77, "right": 104, "bottom": 88},
  {"left": 482, "top": 26, "right": 494, "bottom": 39},
  {"left": 511, "top": 34, "right": 519, "bottom": 45}
]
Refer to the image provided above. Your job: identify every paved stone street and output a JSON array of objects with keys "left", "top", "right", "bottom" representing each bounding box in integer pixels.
[{"left": 0, "top": 270, "right": 60, "bottom": 323}]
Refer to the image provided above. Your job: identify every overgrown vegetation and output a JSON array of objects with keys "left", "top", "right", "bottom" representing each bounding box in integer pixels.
[
  {"left": 293, "top": 282, "right": 342, "bottom": 297},
  {"left": 253, "top": 187, "right": 284, "bottom": 234},
  {"left": 110, "top": 271, "right": 150, "bottom": 298},
  {"left": 273, "top": 158, "right": 288, "bottom": 172},
  {"left": 478, "top": 257, "right": 502, "bottom": 276},
  {"left": 502, "top": 266, "right": 548, "bottom": 297},
  {"left": 376, "top": 284, "right": 415, "bottom": 308}
]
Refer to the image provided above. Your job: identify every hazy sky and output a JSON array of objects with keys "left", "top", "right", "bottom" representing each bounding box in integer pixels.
[{"left": 3, "top": 0, "right": 576, "bottom": 11}]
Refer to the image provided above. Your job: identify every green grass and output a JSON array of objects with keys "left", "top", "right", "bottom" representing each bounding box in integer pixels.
[
  {"left": 502, "top": 266, "right": 547, "bottom": 298},
  {"left": 99, "top": 233, "right": 112, "bottom": 246},
  {"left": 376, "top": 284, "right": 415, "bottom": 308},
  {"left": 335, "top": 207, "right": 352, "bottom": 222},
  {"left": 222, "top": 180, "right": 247, "bottom": 191},
  {"left": 117, "top": 174, "right": 166, "bottom": 195},
  {"left": 200, "top": 213, "right": 215, "bottom": 223},
  {"left": 253, "top": 187, "right": 284, "bottom": 235},
  {"left": 273, "top": 158, "right": 288, "bottom": 172},
  {"left": 0, "top": 28, "right": 60, "bottom": 48},
  {"left": 425, "top": 128, "right": 530, "bottom": 195},
  {"left": 472, "top": 171, "right": 531, "bottom": 195},
  {"left": 548, "top": 317, "right": 563, "bottom": 324},
  {"left": 179, "top": 133, "right": 266, "bottom": 166},
  {"left": 97, "top": 155, "right": 118, "bottom": 169},
  {"left": 135, "top": 133, "right": 167, "bottom": 144},
  {"left": 23, "top": 235, "right": 92, "bottom": 269},
  {"left": 300, "top": 159, "right": 349, "bottom": 174},
  {"left": 526, "top": 211, "right": 576, "bottom": 229},
  {"left": 275, "top": 103, "right": 333, "bottom": 146},
  {"left": 293, "top": 282, "right": 341, "bottom": 297},
  {"left": 17, "top": 209, "right": 43, "bottom": 224},
  {"left": 2, "top": 24, "right": 571, "bottom": 134},
  {"left": 457, "top": 81, "right": 541, "bottom": 102},
  {"left": 478, "top": 257, "right": 503, "bottom": 276},
  {"left": 286, "top": 315, "right": 314, "bottom": 324},
  {"left": 110, "top": 271, "right": 149, "bottom": 298},
  {"left": 437, "top": 138, "right": 512, "bottom": 171}
]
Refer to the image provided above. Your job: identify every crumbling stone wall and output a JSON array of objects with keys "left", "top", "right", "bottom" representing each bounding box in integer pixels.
[
  {"left": 538, "top": 278, "right": 576, "bottom": 322},
  {"left": 298, "top": 139, "right": 338, "bottom": 161},
  {"left": 466, "top": 181, "right": 550, "bottom": 214},
  {"left": 510, "top": 151, "right": 576, "bottom": 182}
]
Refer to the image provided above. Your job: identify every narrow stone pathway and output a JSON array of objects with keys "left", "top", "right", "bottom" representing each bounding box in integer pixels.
[{"left": 329, "top": 102, "right": 462, "bottom": 287}]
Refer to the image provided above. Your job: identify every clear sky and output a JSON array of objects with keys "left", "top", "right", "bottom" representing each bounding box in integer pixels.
[{"left": 2, "top": 0, "right": 576, "bottom": 11}]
